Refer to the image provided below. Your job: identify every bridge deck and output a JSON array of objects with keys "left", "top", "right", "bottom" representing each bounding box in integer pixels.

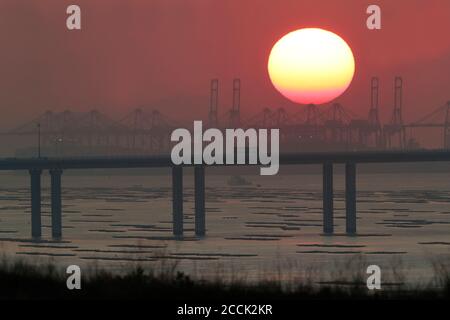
[{"left": 1, "top": 150, "right": 450, "bottom": 170}]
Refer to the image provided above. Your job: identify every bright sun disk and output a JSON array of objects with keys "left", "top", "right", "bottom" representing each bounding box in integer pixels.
[{"left": 268, "top": 28, "right": 355, "bottom": 105}]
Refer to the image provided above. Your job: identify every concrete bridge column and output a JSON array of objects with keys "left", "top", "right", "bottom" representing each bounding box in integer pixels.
[
  {"left": 29, "top": 169, "right": 42, "bottom": 239},
  {"left": 322, "top": 162, "right": 334, "bottom": 234},
  {"left": 50, "top": 168, "right": 63, "bottom": 239},
  {"left": 194, "top": 165, "right": 205, "bottom": 237},
  {"left": 345, "top": 162, "right": 357, "bottom": 235},
  {"left": 172, "top": 166, "right": 183, "bottom": 238}
]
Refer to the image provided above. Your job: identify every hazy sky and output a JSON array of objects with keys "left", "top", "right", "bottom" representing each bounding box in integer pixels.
[{"left": 0, "top": 0, "right": 449, "bottom": 129}]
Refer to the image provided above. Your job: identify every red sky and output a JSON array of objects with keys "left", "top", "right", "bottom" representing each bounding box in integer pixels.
[{"left": 0, "top": 0, "right": 449, "bottom": 129}]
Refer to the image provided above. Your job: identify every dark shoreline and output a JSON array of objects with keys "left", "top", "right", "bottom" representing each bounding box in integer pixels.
[{"left": 0, "top": 262, "right": 448, "bottom": 300}]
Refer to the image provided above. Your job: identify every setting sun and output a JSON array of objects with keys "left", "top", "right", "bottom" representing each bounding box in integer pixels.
[{"left": 268, "top": 28, "right": 355, "bottom": 105}]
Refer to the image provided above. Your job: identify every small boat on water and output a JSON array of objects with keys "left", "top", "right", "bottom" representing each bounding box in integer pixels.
[{"left": 227, "top": 175, "right": 252, "bottom": 186}]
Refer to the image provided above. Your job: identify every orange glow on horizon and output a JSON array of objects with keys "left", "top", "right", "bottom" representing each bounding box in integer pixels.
[{"left": 268, "top": 28, "right": 355, "bottom": 105}]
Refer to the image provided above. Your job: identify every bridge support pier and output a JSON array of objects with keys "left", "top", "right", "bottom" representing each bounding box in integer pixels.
[
  {"left": 172, "top": 166, "right": 183, "bottom": 238},
  {"left": 50, "top": 169, "right": 63, "bottom": 239},
  {"left": 29, "top": 169, "right": 42, "bottom": 239},
  {"left": 194, "top": 166, "right": 205, "bottom": 237},
  {"left": 345, "top": 162, "right": 357, "bottom": 235},
  {"left": 323, "top": 162, "right": 334, "bottom": 234}
]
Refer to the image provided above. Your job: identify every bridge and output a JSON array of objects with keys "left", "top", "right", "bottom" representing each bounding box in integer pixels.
[{"left": 1, "top": 150, "right": 450, "bottom": 240}]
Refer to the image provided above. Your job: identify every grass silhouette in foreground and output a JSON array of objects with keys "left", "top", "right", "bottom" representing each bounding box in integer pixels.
[{"left": 0, "top": 257, "right": 449, "bottom": 300}]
